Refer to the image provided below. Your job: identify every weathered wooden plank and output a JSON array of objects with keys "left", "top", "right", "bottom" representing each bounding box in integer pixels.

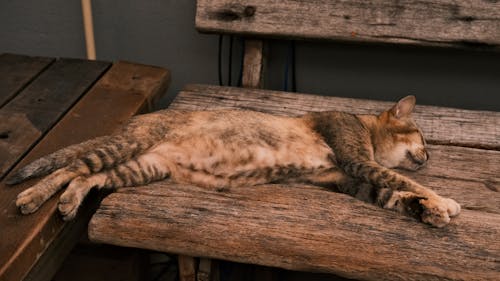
[
  {"left": 89, "top": 183, "right": 500, "bottom": 281},
  {"left": 0, "top": 59, "right": 110, "bottom": 179},
  {"left": 400, "top": 145, "right": 500, "bottom": 215},
  {"left": 171, "top": 84, "right": 500, "bottom": 150},
  {"left": 196, "top": 0, "right": 500, "bottom": 50},
  {"left": 0, "top": 54, "right": 54, "bottom": 108},
  {"left": 0, "top": 61, "right": 170, "bottom": 281},
  {"left": 242, "top": 39, "right": 264, "bottom": 88}
]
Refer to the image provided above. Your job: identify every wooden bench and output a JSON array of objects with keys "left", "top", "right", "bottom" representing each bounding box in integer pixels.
[
  {"left": 0, "top": 53, "right": 170, "bottom": 281},
  {"left": 84, "top": 1, "right": 500, "bottom": 280}
]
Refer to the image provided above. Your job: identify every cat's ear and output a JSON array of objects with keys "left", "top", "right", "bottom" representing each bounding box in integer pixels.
[{"left": 390, "top": 95, "right": 416, "bottom": 119}]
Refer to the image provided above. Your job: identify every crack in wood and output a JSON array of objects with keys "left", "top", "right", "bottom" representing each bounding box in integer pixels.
[
  {"left": 483, "top": 180, "right": 499, "bottom": 192},
  {"left": 370, "top": 34, "right": 499, "bottom": 49},
  {"left": 427, "top": 140, "right": 500, "bottom": 152}
]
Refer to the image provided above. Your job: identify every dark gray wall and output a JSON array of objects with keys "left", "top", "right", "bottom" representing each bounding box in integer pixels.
[{"left": 1, "top": 0, "right": 499, "bottom": 111}]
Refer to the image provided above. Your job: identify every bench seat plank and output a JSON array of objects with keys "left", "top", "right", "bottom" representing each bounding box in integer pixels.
[
  {"left": 0, "top": 54, "right": 54, "bottom": 108},
  {"left": 0, "top": 59, "right": 110, "bottom": 179},
  {"left": 89, "top": 85, "right": 499, "bottom": 281},
  {"left": 171, "top": 84, "right": 500, "bottom": 150},
  {"left": 0, "top": 61, "right": 170, "bottom": 281},
  {"left": 89, "top": 183, "right": 500, "bottom": 281},
  {"left": 196, "top": 0, "right": 500, "bottom": 50}
]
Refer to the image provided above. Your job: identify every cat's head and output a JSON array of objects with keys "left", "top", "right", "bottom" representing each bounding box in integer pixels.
[{"left": 373, "top": 95, "right": 428, "bottom": 171}]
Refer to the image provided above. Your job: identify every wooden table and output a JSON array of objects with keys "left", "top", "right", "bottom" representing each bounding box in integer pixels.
[{"left": 0, "top": 53, "right": 170, "bottom": 281}]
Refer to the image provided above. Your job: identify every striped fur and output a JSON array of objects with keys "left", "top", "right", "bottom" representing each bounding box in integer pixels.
[{"left": 10, "top": 96, "right": 460, "bottom": 227}]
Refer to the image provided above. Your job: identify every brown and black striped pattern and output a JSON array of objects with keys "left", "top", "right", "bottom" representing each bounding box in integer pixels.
[{"left": 9, "top": 96, "right": 460, "bottom": 227}]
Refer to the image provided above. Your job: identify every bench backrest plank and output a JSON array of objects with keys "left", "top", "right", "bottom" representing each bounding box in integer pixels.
[
  {"left": 172, "top": 84, "right": 500, "bottom": 150},
  {"left": 196, "top": 0, "right": 500, "bottom": 49}
]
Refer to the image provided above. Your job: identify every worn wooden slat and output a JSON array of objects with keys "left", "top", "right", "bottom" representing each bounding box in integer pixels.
[
  {"left": 196, "top": 0, "right": 500, "bottom": 50},
  {"left": 0, "top": 59, "right": 110, "bottom": 179},
  {"left": 170, "top": 84, "right": 500, "bottom": 150},
  {"left": 242, "top": 39, "right": 264, "bottom": 88},
  {"left": 88, "top": 183, "right": 500, "bottom": 281},
  {"left": 0, "top": 61, "right": 170, "bottom": 281},
  {"left": 400, "top": 145, "right": 499, "bottom": 215},
  {"left": 0, "top": 54, "right": 54, "bottom": 108}
]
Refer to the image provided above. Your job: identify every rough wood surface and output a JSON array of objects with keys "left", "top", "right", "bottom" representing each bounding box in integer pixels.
[
  {"left": 170, "top": 84, "right": 500, "bottom": 150},
  {"left": 196, "top": 0, "right": 500, "bottom": 50},
  {"left": 89, "top": 183, "right": 500, "bottom": 281},
  {"left": 0, "top": 54, "right": 54, "bottom": 108},
  {"left": 0, "top": 61, "right": 170, "bottom": 281},
  {"left": 0, "top": 58, "right": 110, "bottom": 179},
  {"left": 242, "top": 39, "right": 264, "bottom": 88},
  {"left": 400, "top": 145, "right": 499, "bottom": 214}
]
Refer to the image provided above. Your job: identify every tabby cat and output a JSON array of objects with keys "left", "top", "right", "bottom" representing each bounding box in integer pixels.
[{"left": 8, "top": 95, "right": 460, "bottom": 227}]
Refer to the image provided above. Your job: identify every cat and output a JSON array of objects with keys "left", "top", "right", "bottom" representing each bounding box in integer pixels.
[{"left": 7, "top": 95, "right": 460, "bottom": 227}]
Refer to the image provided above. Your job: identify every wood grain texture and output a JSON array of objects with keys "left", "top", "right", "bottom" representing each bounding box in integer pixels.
[
  {"left": 0, "top": 59, "right": 110, "bottom": 179},
  {"left": 89, "top": 183, "right": 500, "bottom": 281},
  {"left": 400, "top": 145, "right": 499, "bottom": 215},
  {"left": 196, "top": 0, "right": 500, "bottom": 50},
  {"left": 0, "top": 61, "right": 170, "bottom": 281},
  {"left": 242, "top": 39, "right": 264, "bottom": 88},
  {"left": 170, "top": 84, "right": 500, "bottom": 150},
  {"left": 0, "top": 54, "right": 54, "bottom": 108}
]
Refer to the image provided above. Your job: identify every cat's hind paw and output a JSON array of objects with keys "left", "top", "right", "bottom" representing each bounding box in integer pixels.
[
  {"left": 16, "top": 186, "right": 49, "bottom": 214},
  {"left": 58, "top": 179, "right": 86, "bottom": 221},
  {"left": 58, "top": 194, "right": 80, "bottom": 221}
]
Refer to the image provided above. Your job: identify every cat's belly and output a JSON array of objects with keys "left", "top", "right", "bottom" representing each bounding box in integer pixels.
[{"left": 149, "top": 137, "right": 338, "bottom": 188}]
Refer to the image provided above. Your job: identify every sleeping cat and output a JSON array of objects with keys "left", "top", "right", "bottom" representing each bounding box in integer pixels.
[{"left": 7, "top": 95, "right": 460, "bottom": 227}]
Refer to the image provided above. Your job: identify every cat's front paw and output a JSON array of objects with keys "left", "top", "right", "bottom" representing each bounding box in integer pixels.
[{"left": 419, "top": 197, "right": 460, "bottom": 228}]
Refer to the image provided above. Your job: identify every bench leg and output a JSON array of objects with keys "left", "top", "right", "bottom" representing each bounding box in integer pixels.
[
  {"left": 242, "top": 39, "right": 264, "bottom": 88},
  {"left": 178, "top": 255, "right": 196, "bottom": 281},
  {"left": 197, "top": 258, "right": 219, "bottom": 281}
]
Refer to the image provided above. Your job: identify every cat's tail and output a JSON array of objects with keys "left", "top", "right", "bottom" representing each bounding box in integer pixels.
[
  {"left": 5, "top": 136, "right": 110, "bottom": 185},
  {"left": 5, "top": 135, "right": 149, "bottom": 185}
]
